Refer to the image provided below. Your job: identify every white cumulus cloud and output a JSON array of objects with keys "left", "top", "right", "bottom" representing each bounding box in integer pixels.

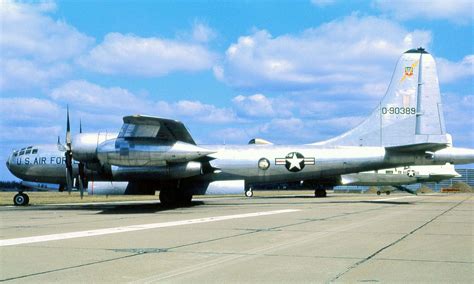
[
  {"left": 0, "top": 0, "right": 93, "bottom": 90},
  {"left": 49, "top": 80, "right": 237, "bottom": 125},
  {"left": 375, "top": 0, "right": 474, "bottom": 24},
  {"left": 215, "top": 15, "right": 431, "bottom": 92},
  {"left": 0, "top": 97, "right": 61, "bottom": 123},
  {"left": 436, "top": 55, "right": 474, "bottom": 83},
  {"left": 78, "top": 33, "right": 217, "bottom": 76},
  {"left": 232, "top": 94, "right": 277, "bottom": 118}
]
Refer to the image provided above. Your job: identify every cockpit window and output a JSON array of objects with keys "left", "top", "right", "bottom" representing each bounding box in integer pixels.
[
  {"left": 19, "top": 150, "right": 25, "bottom": 156},
  {"left": 118, "top": 123, "right": 160, "bottom": 138},
  {"left": 25, "top": 149, "right": 31, "bottom": 154},
  {"left": 32, "top": 149, "right": 38, "bottom": 154},
  {"left": 13, "top": 151, "right": 18, "bottom": 157}
]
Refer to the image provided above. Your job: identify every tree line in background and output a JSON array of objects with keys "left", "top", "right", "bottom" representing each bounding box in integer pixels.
[{"left": 0, "top": 181, "right": 22, "bottom": 190}]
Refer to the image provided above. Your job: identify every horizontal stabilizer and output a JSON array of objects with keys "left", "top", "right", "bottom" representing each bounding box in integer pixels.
[{"left": 386, "top": 142, "right": 447, "bottom": 153}]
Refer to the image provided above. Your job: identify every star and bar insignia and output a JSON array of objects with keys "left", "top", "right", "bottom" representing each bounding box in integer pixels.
[{"left": 275, "top": 152, "right": 315, "bottom": 172}]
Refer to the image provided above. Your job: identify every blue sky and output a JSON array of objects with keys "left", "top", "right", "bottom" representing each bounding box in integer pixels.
[{"left": 1, "top": 0, "right": 473, "bottom": 180}]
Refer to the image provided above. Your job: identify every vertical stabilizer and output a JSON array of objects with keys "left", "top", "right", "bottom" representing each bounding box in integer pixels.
[{"left": 315, "top": 48, "right": 449, "bottom": 147}]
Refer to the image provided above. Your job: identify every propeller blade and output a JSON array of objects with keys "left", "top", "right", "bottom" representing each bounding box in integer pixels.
[
  {"left": 65, "top": 106, "right": 73, "bottom": 194},
  {"left": 78, "top": 177, "right": 84, "bottom": 199},
  {"left": 79, "top": 119, "right": 83, "bottom": 134},
  {"left": 66, "top": 105, "right": 71, "bottom": 150},
  {"left": 78, "top": 162, "right": 86, "bottom": 199},
  {"left": 65, "top": 165, "right": 73, "bottom": 194}
]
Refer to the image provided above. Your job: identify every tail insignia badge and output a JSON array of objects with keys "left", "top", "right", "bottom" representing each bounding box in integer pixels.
[{"left": 400, "top": 60, "right": 419, "bottom": 82}]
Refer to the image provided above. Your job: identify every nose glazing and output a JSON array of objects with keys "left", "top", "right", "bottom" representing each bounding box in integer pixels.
[{"left": 6, "top": 153, "right": 13, "bottom": 170}]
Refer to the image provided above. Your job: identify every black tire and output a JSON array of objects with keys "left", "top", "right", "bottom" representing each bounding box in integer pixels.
[
  {"left": 178, "top": 193, "right": 193, "bottom": 206},
  {"left": 14, "top": 193, "right": 28, "bottom": 206},
  {"left": 386, "top": 191, "right": 391, "bottom": 195},
  {"left": 159, "top": 190, "right": 177, "bottom": 207},
  {"left": 245, "top": 190, "right": 253, "bottom": 197},
  {"left": 376, "top": 191, "right": 381, "bottom": 195},
  {"left": 314, "top": 188, "right": 327, "bottom": 198}
]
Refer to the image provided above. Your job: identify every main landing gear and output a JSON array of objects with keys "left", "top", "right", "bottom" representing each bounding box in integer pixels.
[
  {"left": 13, "top": 192, "right": 29, "bottom": 206},
  {"left": 314, "top": 187, "right": 327, "bottom": 198}
]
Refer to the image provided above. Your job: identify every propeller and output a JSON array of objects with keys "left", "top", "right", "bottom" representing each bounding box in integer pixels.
[
  {"left": 65, "top": 106, "right": 74, "bottom": 194},
  {"left": 64, "top": 107, "right": 86, "bottom": 199},
  {"left": 77, "top": 119, "right": 86, "bottom": 199}
]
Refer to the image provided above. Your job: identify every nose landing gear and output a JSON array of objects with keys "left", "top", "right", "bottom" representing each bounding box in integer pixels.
[{"left": 13, "top": 192, "right": 29, "bottom": 206}]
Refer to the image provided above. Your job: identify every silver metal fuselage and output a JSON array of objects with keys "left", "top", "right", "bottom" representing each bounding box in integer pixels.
[{"left": 8, "top": 142, "right": 473, "bottom": 187}]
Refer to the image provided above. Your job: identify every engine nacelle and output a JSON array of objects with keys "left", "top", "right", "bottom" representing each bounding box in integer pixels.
[
  {"left": 97, "top": 139, "right": 214, "bottom": 166},
  {"left": 87, "top": 181, "right": 155, "bottom": 195},
  {"left": 182, "top": 180, "right": 245, "bottom": 195},
  {"left": 111, "top": 161, "right": 202, "bottom": 180},
  {"left": 72, "top": 132, "right": 118, "bottom": 162}
]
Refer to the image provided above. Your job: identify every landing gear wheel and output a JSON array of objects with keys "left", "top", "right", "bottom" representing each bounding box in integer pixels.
[
  {"left": 159, "top": 190, "right": 178, "bottom": 207},
  {"left": 245, "top": 190, "right": 253, "bottom": 197},
  {"left": 386, "top": 191, "right": 391, "bottom": 195},
  {"left": 14, "top": 193, "right": 29, "bottom": 206},
  {"left": 178, "top": 193, "right": 193, "bottom": 206},
  {"left": 376, "top": 191, "right": 381, "bottom": 195},
  {"left": 314, "top": 188, "right": 327, "bottom": 198}
]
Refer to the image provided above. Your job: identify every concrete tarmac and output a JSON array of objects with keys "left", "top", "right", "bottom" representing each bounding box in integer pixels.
[{"left": 0, "top": 193, "right": 473, "bottom": 283}]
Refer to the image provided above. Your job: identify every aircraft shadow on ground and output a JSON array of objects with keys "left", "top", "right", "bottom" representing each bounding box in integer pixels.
[
  {"left": 18, "top": 201, "right": 205, "bottom": 214},
  {"left": 8, "top": 196, "right": 414, "bottom": 213}
]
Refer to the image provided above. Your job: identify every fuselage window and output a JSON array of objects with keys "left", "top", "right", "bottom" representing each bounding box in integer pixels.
[{"left": 32, "top": 149, "right": 38, "bottom": 154}]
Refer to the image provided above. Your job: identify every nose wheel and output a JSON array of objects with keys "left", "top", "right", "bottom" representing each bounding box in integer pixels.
[
  {"left": 245, "top": 189, "right": 253, "bottom": 197},
  {"left": 13, "top": 192, "right": 29, "bottom": 206}
]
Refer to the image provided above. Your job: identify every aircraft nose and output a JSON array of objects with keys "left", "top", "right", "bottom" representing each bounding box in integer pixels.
[{"left": 6, "top": 153, "right": 12, "bottom": 170}]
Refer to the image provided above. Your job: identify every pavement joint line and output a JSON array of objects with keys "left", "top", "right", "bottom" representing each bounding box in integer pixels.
[
  {"left": 0, "top": 209, "right": 301, "bottom": 247},
  {"left": 0, "top": 253, "right": 140, "bottom": 282},
  {"left": 328, "top": 195, "right": 471, "bottom": 282}
]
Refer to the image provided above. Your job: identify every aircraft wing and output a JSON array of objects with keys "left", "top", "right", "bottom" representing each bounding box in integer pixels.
[{"left": 120, "top": 115, "right": 196, "bottom": 145}]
